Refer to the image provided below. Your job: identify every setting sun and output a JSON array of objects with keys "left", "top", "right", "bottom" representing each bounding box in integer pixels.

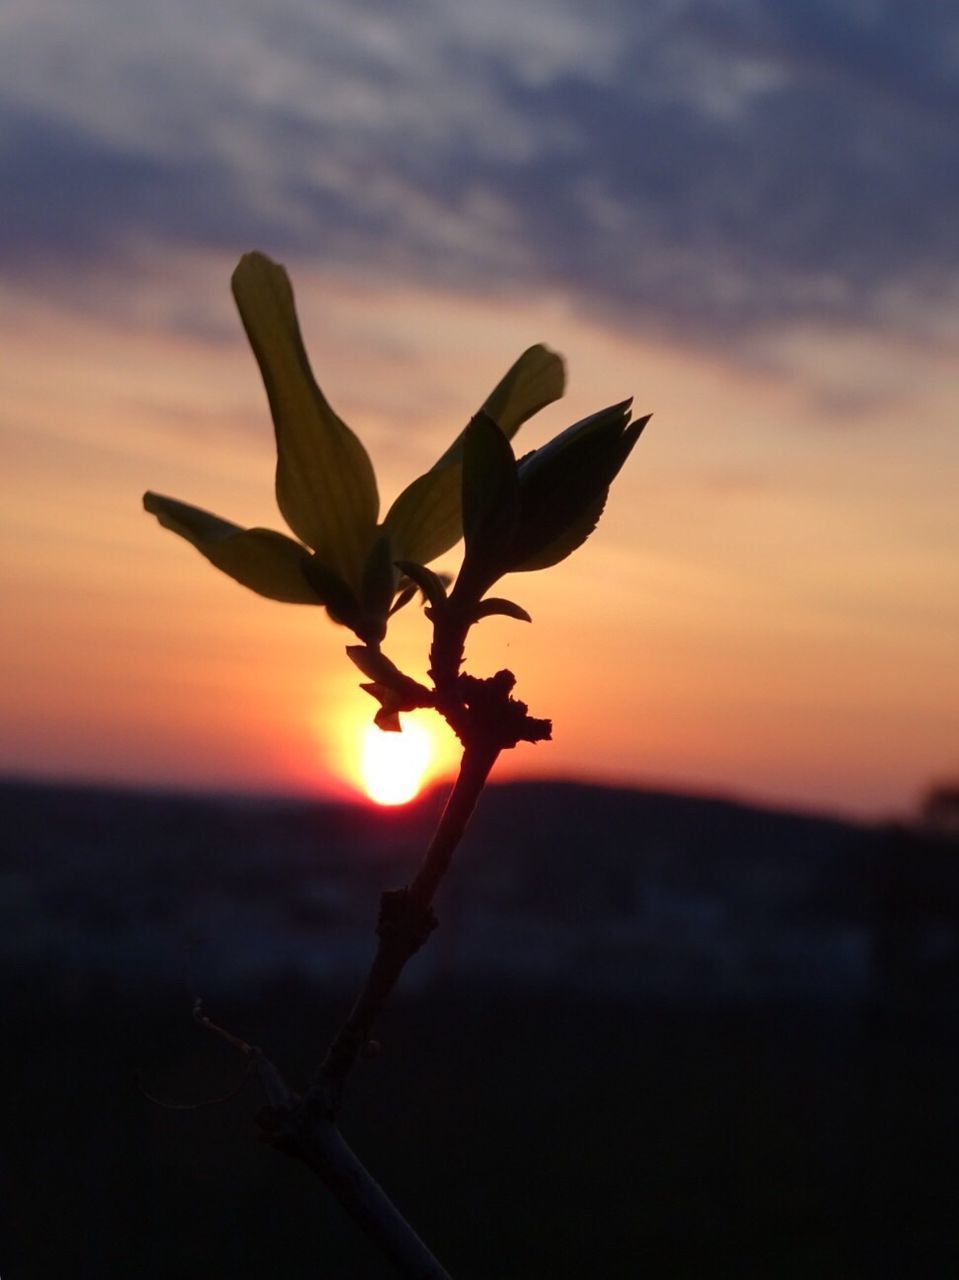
[
  {"left": 319, "top": 694, "right": 461, "bottom": 806},
  {"left": 361, "top": 721, "right": 433, "bottom": 806}
]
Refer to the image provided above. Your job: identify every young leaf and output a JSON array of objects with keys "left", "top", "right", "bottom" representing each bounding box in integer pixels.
[
  {"left": 388, "top": 580, "right": 419, "bottom": 616},
  {"left": 373, "top": 704, "right": 403, "bottom": 733},
  {"left": 470, "top": 598, "right": 532, "bottom": 624},
  {"left": 509, "top": 493, "right": 607, "bottom": 572},
  {"left": 301, "top": 557, "right": 363, "bottom": 631},
  {"left": 479, "top": 343, "right": 567, "bottom": 437},
  {"left": 461, "top": 413, "right": 519, "bottom": 552},
  {"left": 456, "top": 412, "right": 521, "bottom": 598},
  {"left": 360, "top": 532, "right": 398, "bottom": 642},
  {"left": 358, "top": 681, "right": 404, "bottom": 732},
  {"left": 380, "top": 468, "right": 461, "bottom": 579},
  {"left": 351, "top": 647, "right": 433, "bottom": 731},
  {"left": 393, "top": 560, "right": 450, "bottom": 615},
  {"left": 516, "top": 400, "right": 637, "bottom": 484},
  {"left": 381, "top": 345, "right": 565, "bottom": 568},
  {"left": 346, "top": 645, "right": 408, "bottom": 684},
  {"left": 143, "top": 492, "right": 322, "bottom": 604},
  {"left": 231, "top": 252, "right": 379, "bottom": 589},
  {"left": 508, "top": 406, "right": 649, "bottom": 571}
]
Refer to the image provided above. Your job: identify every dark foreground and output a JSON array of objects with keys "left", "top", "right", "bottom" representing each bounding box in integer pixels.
[
  {"left": 3, "top": 979, "right": 958, "bottom": 1278},
  {"left": 1, "top": 778, "right": 958, "bottom": 1276}
]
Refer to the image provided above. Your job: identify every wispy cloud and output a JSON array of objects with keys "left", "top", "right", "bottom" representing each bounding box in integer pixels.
[{"left": 1, "top": 0, "right": 956, "bottom": 346}]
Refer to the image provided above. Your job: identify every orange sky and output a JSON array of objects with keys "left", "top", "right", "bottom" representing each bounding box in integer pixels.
[{"left": 2, "top": 249, "right": 957, "bottom": 819}]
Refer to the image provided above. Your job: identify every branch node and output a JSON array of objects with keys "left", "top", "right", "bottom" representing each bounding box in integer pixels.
[{"left": 453, "top": 669, "right": 552, "bottom": 750}]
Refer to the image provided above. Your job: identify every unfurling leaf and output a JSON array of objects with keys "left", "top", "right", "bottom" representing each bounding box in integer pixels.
[
  {"left": 448, "top": 402, "right": 648, "bottom": 598},
  {"left": 509, "top": 405, "right": 649, "bottom": 572},
  {"left": 381, "top": 344, "right": 565, "bottom": 568},
  {"left": 231, "top": 252, "right": 379, "bottom": 589},
  {"left": 510, "top": 493, "right": 607, "bottom": 572},
  {"left": 143, "top": 492, "right": 322, "bottom": 604}
]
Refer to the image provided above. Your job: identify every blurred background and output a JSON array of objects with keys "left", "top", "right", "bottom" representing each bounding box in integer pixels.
[
  {"left": 1, "top": 1, "right": 958, "bottom": 1275},
  {"left": 2, "top": 0, "right": 957, "bottom": 814}
]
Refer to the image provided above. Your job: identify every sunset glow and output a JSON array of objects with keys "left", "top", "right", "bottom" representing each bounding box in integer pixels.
[
  {"left": 1, "top": 2, "right": 957, "bottom": 820},
  {"left": 319, "top": 697, "right": 460, "bottom": 805},
  {"left": 361, "top": 721, "right": 432, "bottom": 806}
]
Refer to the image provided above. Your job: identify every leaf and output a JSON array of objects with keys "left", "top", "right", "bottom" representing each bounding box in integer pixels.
[
  {"left": 386, "top": 568, "right": 451, "bottom": 615},
  {"left": 355, "top": 654, "right": 433, "bottom": 729},
  {"left": 456, "top": 412, "right": 521, "bottom": 598},
  {"left": 374, "top": 706, "right": 403, "bottom": 733},
  {"left": 300, "top": 557, "right": 362, "bottom": 631},
  {"left": 516, "top": 399, "right": 637, "bottom": 484},
  {"left": 381, "top": 344, "right": 565, "bottom": 567},
  {"left": 471, "top": 597, "right": 532, "bottom": 624},
  {"left": 480, "top": 343, "right": 566, "bottom": 437},
  {"left": 379, "top": 467, "right": 461, "bottom": 576},
  {"left": 508, "top": 406, "right": 649, "bottom": 572},
  {"left": 461, "top": 413, "right": 519, "bottom": 552},
  {"left": 348, "top": 646, "right": 433, "bottom": 699},
  {"left": 360, "top": 532, "right": 398, "bottom": 643},
  {"left": 143, "top": 492, "right": 322, "bottom": 604},
  {"left": 358, "top": 682, "right": 404, "bottom": 732},
  {"left": 347, "top": 646, "right": 405, "bottom": 683},
  {"left": 393, "top": 560, "right": 450, "bottom": 614},
  {"left": 510, "top": 493, "right": 607, "bottom": 572},
  {"left": 231, "top": 252, "right": 379, "bottom": 589},
  {"left": 388, "top": 580, "right": 418, "bottom": 616}
]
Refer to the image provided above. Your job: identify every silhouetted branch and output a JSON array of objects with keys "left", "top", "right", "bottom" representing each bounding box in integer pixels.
[
  {"left": 143, "top": 258, "right": 642, "bottom": 1277},
  {"left": 245, "top": 604, "right": 553, "bottom": 1275},
  {"left": 313, "top": 741, "right": 499, "bottom": 1106},
  {"left": 174, "top": 999, "right": 453, "bottom": 1278},
  {"left": 248, "top": 742, "right": 497, "bottom": 1280},
  {"left": 193, "top": 998, "right": 295, "bottom": 1110},
  {"left": 261, "top": 1101, "right": 453, "bottom": 1280}
]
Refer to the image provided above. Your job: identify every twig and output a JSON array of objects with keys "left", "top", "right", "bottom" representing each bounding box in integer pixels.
[
  {"left": 138, "top": 1068, "right": 257, "bottom": 1112},
  {"left": 192, "top": 997, "right": 295, "bottom": 1111},
  {"left": 313, "top": 742, "right": 499, "bottom": 1105},
  {"left": 181, "top": 626, "right": 547, "bottom": 1278},
  {"left": 263, "top": 1104, "right": 454, "bottom": 1280},
  {"left": 256, "top": 745, "right": 499, "bottom": 1277},
  {"left": 138, "top": 999, "right": 263, "bottom": 1110},
  {"left": 252, "top": 625, "right": 550, "bottom": 1276},
  {"left": 183, "top": 998, "right": 454, "bottom": 1279}
]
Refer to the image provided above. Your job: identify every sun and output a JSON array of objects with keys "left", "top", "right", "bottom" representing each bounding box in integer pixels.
[
  {"left": 361, "top": 719, "right": 433, "bottom": 806},
  {"left": 319, "top": 693, "right": 460, "bottom": 806}
]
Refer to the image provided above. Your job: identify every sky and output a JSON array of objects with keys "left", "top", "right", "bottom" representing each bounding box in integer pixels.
[{"left": 1, "top": 0, "right": 957, "bottom": 819}]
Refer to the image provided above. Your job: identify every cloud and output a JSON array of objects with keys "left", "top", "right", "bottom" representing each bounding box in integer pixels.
[{"left": 0, "top": 0, "right": 956, "bottom": 347}]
